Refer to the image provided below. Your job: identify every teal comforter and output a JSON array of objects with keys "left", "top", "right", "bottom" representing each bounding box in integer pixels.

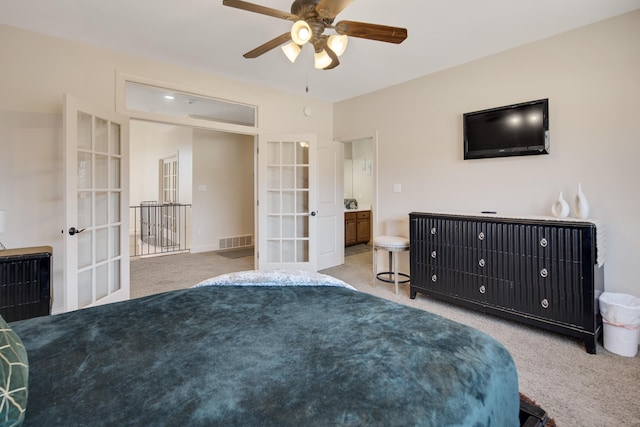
[{"left": 11, "top": 284, "right": 518, "bottom": 426}]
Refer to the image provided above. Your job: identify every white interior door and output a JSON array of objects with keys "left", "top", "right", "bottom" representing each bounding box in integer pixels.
[
  {"left": 258, "top": 134, "right": 317, "bottom": 271},
  {"left": 317, "top": 139, "right": 344, "bottom": 270},
  {"left": 64, "top": 94, "right": 130, "bottom": 311}
]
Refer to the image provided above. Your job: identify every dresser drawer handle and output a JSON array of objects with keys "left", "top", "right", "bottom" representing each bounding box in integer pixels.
[
  {"left": 431, "top": 250, "right": 437, "bottom": 259},
  {"left": 479, "top": 285, "right": 486, "bottom": 294},
  {"left": 479, "top": 259, "right": 485, "bottom": 268},
  {"left": 540, "top": 268, "right": 548, "bottom": 278},
  {"left": 478, "top": 232, "right": 485, "bottom": 240},
  {"left": 431, "top": 227, "right": 437, "bottom": 235},
  {"left": 541, "top": 299, "right": 549, "bottom": 309},
  {"left": 540, "top": 238, "right": 548, "bottom": 248},
  {"left": 431, "top": 274, "right": 437, "bottom": 282}
]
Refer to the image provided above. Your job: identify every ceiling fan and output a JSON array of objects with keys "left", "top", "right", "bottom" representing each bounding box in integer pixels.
[{"left": 222, "top": 0, "right": 408, "bottom": 70}]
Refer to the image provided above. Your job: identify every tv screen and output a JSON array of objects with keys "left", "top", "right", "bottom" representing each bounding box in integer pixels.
[{"left": 463, "top": 99, "right": 549, "bottom": 160}]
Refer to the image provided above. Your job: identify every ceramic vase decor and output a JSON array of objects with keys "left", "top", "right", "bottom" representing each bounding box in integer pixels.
[
  {"left": 551, "top": 192, "right": 570, "bottom": 218},
  {"left": 574, "top": 183, "right": 589, "bottom": 219}
]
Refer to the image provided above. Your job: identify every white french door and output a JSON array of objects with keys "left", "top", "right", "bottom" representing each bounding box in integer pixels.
[
  {"left": 64, "top": 95, "right": 130, "bottom": 311},
  {"left": 317, "top": 139, "right": 344, "bottom": 270},
  {"left": 258, "top": 134, "right": 317, "bottom": 271}
]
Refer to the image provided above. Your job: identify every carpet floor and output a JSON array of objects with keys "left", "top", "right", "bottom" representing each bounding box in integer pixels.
[{"left": 215, "top": 246, "right": 254, "bottom": 259}]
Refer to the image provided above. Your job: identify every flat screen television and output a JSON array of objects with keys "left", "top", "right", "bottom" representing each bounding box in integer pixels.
[{"left": 463, "top": 98, "right": 549, "bottom": 160}]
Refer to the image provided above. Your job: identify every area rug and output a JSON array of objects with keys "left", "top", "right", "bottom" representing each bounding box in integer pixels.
[
  {"left": 216, "top": 247, "right": 254, "bottom": 259},
  {"left": 520, "top": 393, "right": 556, "bottom": 427}
]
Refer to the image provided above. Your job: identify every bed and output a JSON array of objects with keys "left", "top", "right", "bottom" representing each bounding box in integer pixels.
[{"left": 4, "top": 271, "right": 519, "bottom": 426}]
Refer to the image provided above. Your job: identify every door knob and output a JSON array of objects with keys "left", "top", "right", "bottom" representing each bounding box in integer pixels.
[
  {"left": 310, "top": 211, "right": 317, "bottom": 216},
  {"left": 68, "top": 227, "right": 86, "bottom": 236}
]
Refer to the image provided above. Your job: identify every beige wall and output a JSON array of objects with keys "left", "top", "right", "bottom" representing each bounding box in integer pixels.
[
  {"left": 0, "top": 23, "right": 333, "bottom": 313},
  {"left": 335, "top": 11, "right": 640, "bottom": 296},
  {"left": 191, "top": 129, "right": 254, "bottom": 253},
  {"left": 1, "top": 9, "right": 639, "bottom": 310},
  {"left": 130, "top": 121, "right": 194, "bottom": 206}
]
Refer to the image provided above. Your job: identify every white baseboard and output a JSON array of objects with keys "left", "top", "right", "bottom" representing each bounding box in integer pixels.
[{"left": 190, "top": 243, "right": 219, "bottom": 254}]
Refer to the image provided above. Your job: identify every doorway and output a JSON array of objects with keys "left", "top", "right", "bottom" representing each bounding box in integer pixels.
[
  {"left": 342, "top": 136, "right": 376, "bottom": 246},
  {"left": 129, "top": 120, "right": 255, "bottom": 294}
]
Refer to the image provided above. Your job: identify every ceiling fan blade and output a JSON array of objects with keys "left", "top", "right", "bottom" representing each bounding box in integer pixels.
[
  {"left": 243, "top": 32, "right": 292, "bottom": 58},
  {"left": 223, "top": 0, "right": 298, "bottom": 21},
  {"left": 335, "top": 20, "right": 408, "bottom": 44},
  {"left": 316, "top": 0, "right": 352, "bottom": 19}
]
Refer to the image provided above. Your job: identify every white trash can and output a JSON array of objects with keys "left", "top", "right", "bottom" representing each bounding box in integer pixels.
[{"left": 599, "top": 292, "right": 640, "bottom": 357}]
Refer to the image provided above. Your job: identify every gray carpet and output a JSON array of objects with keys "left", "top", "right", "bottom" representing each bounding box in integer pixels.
[
  {"left": 131, "top": 250, "right": 640, "bottom": 427},
  {"left": 216, "top": 247, "right": 254, "bottom": 259},
  {"left": 345, "top": 243, "right": 372, "bottom": 257}
]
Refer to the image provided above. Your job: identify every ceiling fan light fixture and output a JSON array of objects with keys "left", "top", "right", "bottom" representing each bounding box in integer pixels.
[
  {"left": 327, "top": 34, "right": 348, "bottom": 57},
  {"left": 291, "top": 20, "right": 312, "bottom": 45},
  {"left": 314, "top": 49, "right": 332, "bottom": 69},
  {"left": 281, "top": 42, "right": 302, "bottom": 63}
]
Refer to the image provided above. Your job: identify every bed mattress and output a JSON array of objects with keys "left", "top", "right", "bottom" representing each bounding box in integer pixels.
[{"left": 11, "top": 281, "right": 519, "bottom": 426}]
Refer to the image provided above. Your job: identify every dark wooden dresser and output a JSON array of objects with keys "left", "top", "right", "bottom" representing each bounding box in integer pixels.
[
  {"left": 0, "top": 246, "right": 52, "bottom": 322},
  {"left": 409, "top": 212, "right": 604, "bottom": 353}
]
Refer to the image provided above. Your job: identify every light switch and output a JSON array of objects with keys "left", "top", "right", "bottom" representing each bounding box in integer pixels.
[{"left": 393, "top": 184, "right": 401, "bottom": 193}]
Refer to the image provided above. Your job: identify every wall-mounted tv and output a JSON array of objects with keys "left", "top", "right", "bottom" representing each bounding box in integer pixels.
[{"left": 463, "top": 98, "right": 549, "bottom": 160}]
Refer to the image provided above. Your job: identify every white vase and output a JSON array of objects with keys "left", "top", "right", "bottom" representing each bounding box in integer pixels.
[
  {"left": 551, "top": 192, "right": 570, "bottom": 218},
  {"left": 574, "top": 183, "right": 589, "bottom": 219}
]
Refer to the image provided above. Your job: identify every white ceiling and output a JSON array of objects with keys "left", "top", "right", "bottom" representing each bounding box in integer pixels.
[{"left": 1, "top": 0, "right": 639, "bottom": 103}]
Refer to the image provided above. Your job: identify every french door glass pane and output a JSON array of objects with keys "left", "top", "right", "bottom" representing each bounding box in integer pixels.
[
  {"left": 95, "top": 154, "right": 108, "bottom": 189},
  {"left": 283, "top": 240, "right": 295, "bottom": 262},
  {"left": 282, "top": 191, "right": 295, "bottom": 213},
  {"left": 78, "top": 152, "right": 92, "bottom": 189},
  {"left": 296, "top": 143, "right": 309, "bottom": 165},
  {"left": 267, "top": 192, "right": 280, "bottom": 214},
  {"left": 267, "top": 167, "right": 279, "bottom": 189},
  {"left": 296, "top": 166, "right": 309, "bottom": 188},
  {"left": 296, "top": 241, "right": 309, "bottom": 262},
  {"left": 282, "top": 216, "right": 295, "bottom": 238},
  {"left": 267, "top": 216, "right": 280, "bottom": 238},
  {"left": 96, "top": 228, "right": 108, "bottom": 263},
  {"left": 267, "top": 241, "right": 280, "bottom": 262},
  {"left": 78, "top": 231, "right": 92, "bottom": 269},
  {"left": 110, "top": 192, "right": 120, "bottom": 222},
  {"left": 282, "top": 166, "right": 295, "bottom": 188},
  {"left": 296, "top": 216, "right": 308, "bottom": 238},
  {"left": 96, "top": 264, "right": 108, "bottom": 300},
  {"left": 95, "top": 192, "right": 108, "bottom": 226},
  {"left": 296, "top": 192, "right": 308, "bottom": 213},
  {"left": 78, "top": 270, "right": 93, "bottom": 307},
  {"left": 110, "top": 157, "right": 121, "bottom": 188},
  {"left": 110, "top": 260, "right": 121, "bottom": 292},
  {"left": 110, "top": 225, "right": 121, "bottom": 257},
  {"left": 77, "top": 192, "right": 92, "bottom": 229},
  {"left": 282, "top": 142, "right": 295, "bottom": 164},
  {"left": 95, "top": 117, "right": 108, "bottom": 153}
]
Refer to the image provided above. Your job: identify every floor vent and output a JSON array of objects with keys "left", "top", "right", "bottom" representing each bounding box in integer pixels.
[{"left": 219, "top": 234, "right": 253, "bottom": 250}]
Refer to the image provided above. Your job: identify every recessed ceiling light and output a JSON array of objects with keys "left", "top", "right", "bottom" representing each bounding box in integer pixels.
[{"left": 164, "top": 95, "right": 175, "bottom": 100}]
